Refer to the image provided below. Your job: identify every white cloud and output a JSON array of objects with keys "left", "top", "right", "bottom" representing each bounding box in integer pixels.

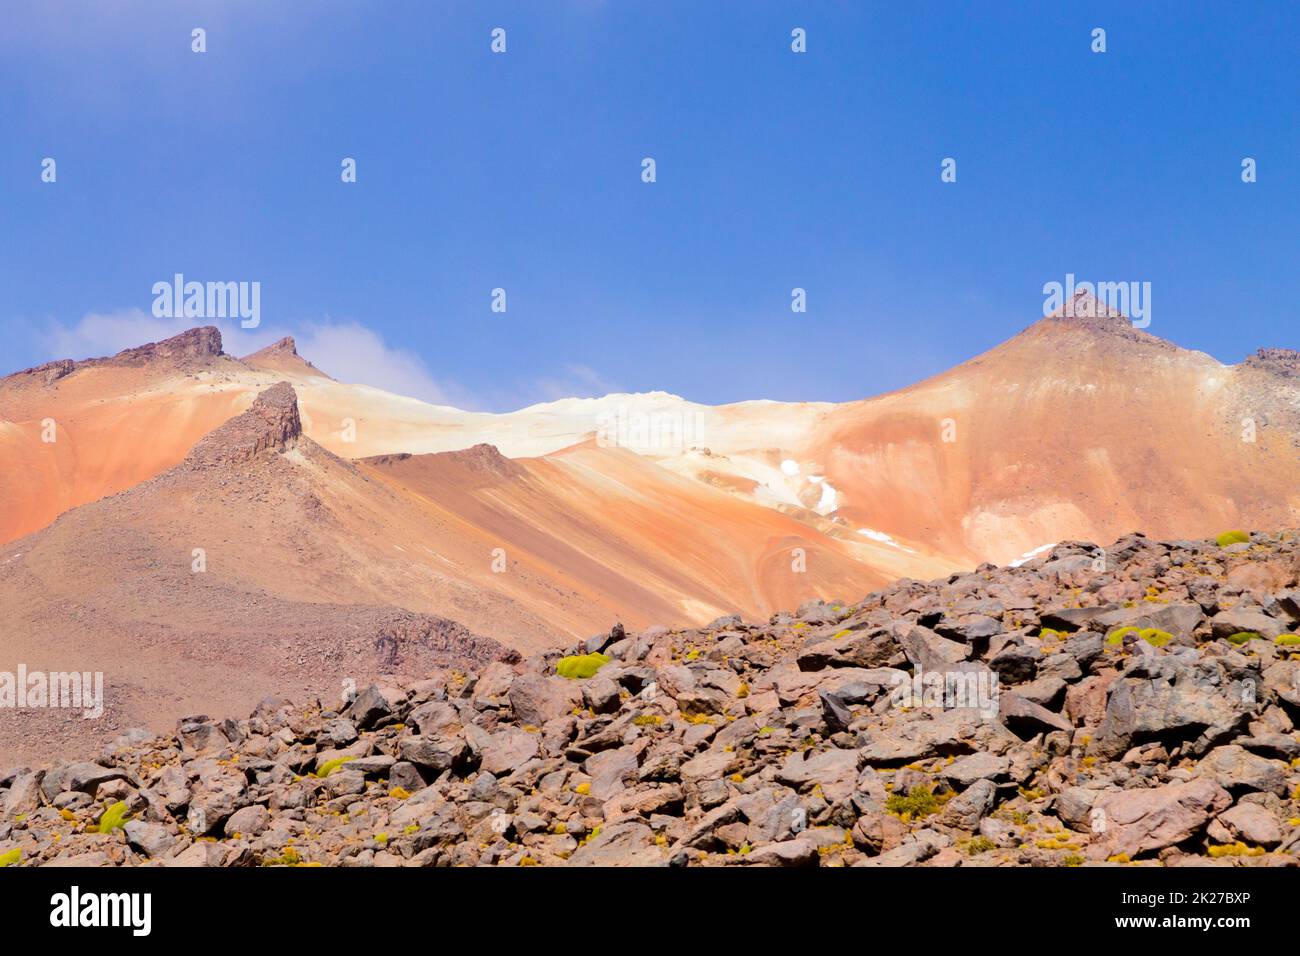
[
  {"left": 527, "top": 364, "right": 623, "bottom": 403},
  {"left": 292, "top": 320, "right": 461, "bottom": 407}
]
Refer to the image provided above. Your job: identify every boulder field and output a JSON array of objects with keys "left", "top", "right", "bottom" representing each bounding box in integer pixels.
[{"left": 5, "top": 529, "right": 1300, "bottom": 867}]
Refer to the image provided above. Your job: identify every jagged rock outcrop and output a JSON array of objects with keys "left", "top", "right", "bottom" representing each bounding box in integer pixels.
[
  {"left": 241, "top": 336, "right": 332, "bottom": 379},
  {"left": 5, "top": 328, "right": 226, "bottom": 386},
  {"left": 249, "top": 336, "right": 299, "bottom": 359},
  {"left": 16, "top": 359, "right": 76, "bottom": 386},
  {"left": 1042, "top": 290, "right": 1177, "bottom": 352},
  {"left": 110, "top": 326, "right": 224, "bottom": 365},
  {"left": 186, "top": 381, "right": 302, "bottom": 465},
  {"left": 1245, "top": 348, "right": 1300, "bottom": 377}
]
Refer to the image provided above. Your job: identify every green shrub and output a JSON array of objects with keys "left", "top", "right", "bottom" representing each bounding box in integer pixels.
[
  {"left": 1139, "top": 628, "right": 1173, "bottom": 647},
  {"left": 0, "top": 848, "right": 20, "bottom": 867},
  {"left": 260, "top": 847, "right": 303, "bottom": 866},
  {"left": 1106, "top": 626, "right": 1138, "bottom": 646},
  {"left": 314, "top": 756, "right": 357, "bottom": 778},
  {"left": 885, "top": 785, "right": 945, "bottom": 821},
  {"left": 1215, "top": 530, "right": 1250, "bottom": 547},
  {"left": 1207, "top": 841, "right": 1264, "bottom": 858},
  {"left": 1275, "top": 634, "right": 1300, "bottom": 647},
  {"left": 96, "top": 801, "right": 131, "bottom": 834},
  {"left": 556, "top": 652, "right": 611, "bottom": 679},
  {"left": 1226, "top": 631, "right": 1263, "bottom": 646}
]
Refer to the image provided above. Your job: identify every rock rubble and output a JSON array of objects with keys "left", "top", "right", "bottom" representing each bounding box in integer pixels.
[{"left": 5, "top": 529, "right": 1300, "bottom": 867}]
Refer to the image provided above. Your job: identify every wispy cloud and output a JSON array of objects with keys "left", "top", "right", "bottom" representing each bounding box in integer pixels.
[
  {"left": 292, "top": 320, "right": 467, "bottom": 407},
  {"left": 528, "top": 364, "right": 624, "bottom": 403},
  {"left": 42, "top": 309, "right": 211, "bottom": 360}
]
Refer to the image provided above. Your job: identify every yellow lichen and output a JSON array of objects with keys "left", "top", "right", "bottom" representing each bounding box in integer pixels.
[
  {"left": 261, "top": 846, "right": 303, "bottom": 867},
  {"left": 96, "top": 801, "right": 132, "bottom": 833},
  {"left": 1106, "top": 626, "right": 1138, "bottom": 646},
  {"left": 884, "top": 785, "right": 952, "bottom": 822},
  {"left": 556, "top": 652, "right": 611, "bottom": 680},
  {"left": 314, "top": 756, "right": 357, "bottom": 778},
  {"left": 1035, "top": 837, "right": 1080, "bottom": 851},
  {"left": 1207, "top": 842, "right": 1264, "bottom": 858}
]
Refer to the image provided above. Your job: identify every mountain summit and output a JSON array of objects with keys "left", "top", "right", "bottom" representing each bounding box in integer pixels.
[{"left": 242, "top": 336, "right": 332, "bottom": 379}]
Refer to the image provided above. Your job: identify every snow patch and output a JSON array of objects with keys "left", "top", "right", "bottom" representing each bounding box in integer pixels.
[
  {"left": 1009, "top": 542, "right": 1057, "bottom": 568},
  {"left": 856, "top": 528, "right": 915, "bottom": 553},
  {"left": 813, "top": 480, "right": 838, "bottom": 515}
]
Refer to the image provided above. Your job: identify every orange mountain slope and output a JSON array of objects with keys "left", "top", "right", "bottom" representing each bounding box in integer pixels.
[
  {"left": 2, "top": 305, "right": 1296, "bottom": 613},
  {"left": 0, "top": 383, "right": 521, "bottom": 763},
  {"left": 0, "top": 381, "right": 900, "bottom": 761},
  {"left": 807, "top": 299, "right": 1299, "bottom": 565}
]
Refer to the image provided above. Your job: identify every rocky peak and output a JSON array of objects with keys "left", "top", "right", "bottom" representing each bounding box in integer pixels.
[
  {"left": 454, "top": 443, "right": 519, "bottom": 476},
  {"left": 7, "top": 358, "right": 76, "bottom": 387},
  {"left": 1244, "top": 347, "right": 1300, "bottom": 377},
  {"left": 1046, "top": 289, "right": 1130, "bottom": 324},
  {"left": 245, "top": 336, "right": 301, "bottom": 360},
  {"left": 3, "top": 327, "right": 224, "bottom": 388},
  {"left": 111, "top": 326, "right": 224, "bottom": 365},
  {"left": 241, "top": 335, "right": 333, "bottom": 380},
  {"left": 1037, "top": 290, "right": 1174, "bottom": 353},
  {"left": 186, "top": 382, "right": 303, "bottom": 465}
]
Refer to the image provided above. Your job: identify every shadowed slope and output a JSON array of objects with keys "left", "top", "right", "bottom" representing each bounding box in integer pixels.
[{"left": 0, "top": 384, "right": 520, "bottom": 763}]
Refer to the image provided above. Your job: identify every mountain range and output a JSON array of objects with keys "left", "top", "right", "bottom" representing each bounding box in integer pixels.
[{"left": 1, "top": 290, "right": 1296, "bottom": 762}]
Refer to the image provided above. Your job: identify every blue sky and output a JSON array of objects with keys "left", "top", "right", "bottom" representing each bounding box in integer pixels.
[{"left": 2, "top": 1, "right": 1297, "bottom": 411}]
